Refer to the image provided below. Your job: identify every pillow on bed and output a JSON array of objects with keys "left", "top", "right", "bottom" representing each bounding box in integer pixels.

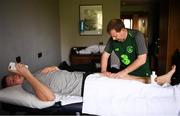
[{"left": 0, "top": 85, "right": 56, "bottom": 109}]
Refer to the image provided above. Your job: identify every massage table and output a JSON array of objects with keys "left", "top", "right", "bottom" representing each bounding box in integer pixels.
[{"left": 1, "top": 73, "right": 180, "bottom": 115}]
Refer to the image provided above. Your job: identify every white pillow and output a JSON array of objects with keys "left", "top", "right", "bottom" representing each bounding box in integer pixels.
[
  {"left": 0, "top": 85, "right": 83, "bottom": 109},
  {"left": 0, "top": 85, "right": 56, "bottom": 109}
]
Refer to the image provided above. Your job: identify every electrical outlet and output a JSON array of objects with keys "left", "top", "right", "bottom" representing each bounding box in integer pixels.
[{"left": 38, "top": 52, "right": 42, "bottom": 58}]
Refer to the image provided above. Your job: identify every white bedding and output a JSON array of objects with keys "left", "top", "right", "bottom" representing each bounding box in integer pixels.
[
  {"left": 77, "top": 44, "right": 105, "bottom": 54},
  {"left": 82, "top": 73, "right": 180, "bottom": 116}
]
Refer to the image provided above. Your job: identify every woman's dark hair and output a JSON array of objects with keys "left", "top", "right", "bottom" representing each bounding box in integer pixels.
[
  {"left": 107, "top": 19, "right": 125, "bottom": 34},
  {"left": 1, "top": 75, "right": 8, "bottom": 88}
]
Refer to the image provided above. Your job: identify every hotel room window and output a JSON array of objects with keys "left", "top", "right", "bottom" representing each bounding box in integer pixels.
[
  {"left": 122, "top": 18, "right": 133, "bottom": 29},
  {"left": 121, "top": 14, "right": 148, "bottom": 36}
]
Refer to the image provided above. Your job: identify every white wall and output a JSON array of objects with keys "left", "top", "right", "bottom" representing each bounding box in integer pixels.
[
  {"left": 59, "top": 0, "right": 121, "bottom": 63},
  {"left": 0, "top": 0, "right": 61, "bottom": 78}
]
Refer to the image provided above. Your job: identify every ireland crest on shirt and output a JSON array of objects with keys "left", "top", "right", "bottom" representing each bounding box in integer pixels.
[{"left": 126, "top": 46, "right": 133, "bottom": 53}]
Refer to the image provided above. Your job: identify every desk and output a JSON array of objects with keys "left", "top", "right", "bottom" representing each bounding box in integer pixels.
[
  {"left": 70, "top": 53, "right": 101, "bottom": 65},
  {"left": 70, "top": 47, "right": 101, "bottom": 66}
]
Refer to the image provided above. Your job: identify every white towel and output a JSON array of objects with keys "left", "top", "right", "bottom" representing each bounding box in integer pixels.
[{"left": 82, "top": 73, "right": 180, "bottom": 116}]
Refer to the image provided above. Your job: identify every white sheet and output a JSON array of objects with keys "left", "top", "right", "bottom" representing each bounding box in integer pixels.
[{"left": 82, "top": 73, "right": 180, "bottom": 116}]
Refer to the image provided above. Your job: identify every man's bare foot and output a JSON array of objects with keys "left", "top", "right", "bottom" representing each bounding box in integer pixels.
[{"left": 156, "top": 65, "right": 176, "bottom": 85}]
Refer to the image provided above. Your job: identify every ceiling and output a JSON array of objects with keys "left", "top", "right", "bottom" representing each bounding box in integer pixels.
[{"left": 121, "top": 0, "right": 157, "bottom": 5}]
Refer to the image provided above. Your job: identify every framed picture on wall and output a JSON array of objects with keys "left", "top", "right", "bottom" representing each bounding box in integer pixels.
[{"left": 79, "top": 5, "right": 103, "bottom": 36}]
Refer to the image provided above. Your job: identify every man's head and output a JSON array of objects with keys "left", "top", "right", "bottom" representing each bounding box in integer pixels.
[
  {"left": 1, "top": 74, "right": 24, "bottom": 88},
  {"left": 107, "top": 19, "right": 127, "bottom": 42}
]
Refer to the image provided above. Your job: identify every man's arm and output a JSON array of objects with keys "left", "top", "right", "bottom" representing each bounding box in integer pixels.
[
  {"left": 101, "top": 52, "right": 109, "bottom": 72},
  {"left": 110, "top": 54, "right": 147, "bottom": 78},
  {"left": 15, "top": 64, "right": 55, "bottom": 101},
  {"left": 101, "top": 52, "right": 112, "bottom": 76}
]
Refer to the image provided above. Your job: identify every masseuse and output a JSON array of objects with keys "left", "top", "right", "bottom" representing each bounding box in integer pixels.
[{"left": 101, "top": 19, "right": 151, "bottom": 79}]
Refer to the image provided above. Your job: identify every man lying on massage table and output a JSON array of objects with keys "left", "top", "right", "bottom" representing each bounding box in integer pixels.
[{"left": 1, "top": 63, "right": 176, "bottom": 101}]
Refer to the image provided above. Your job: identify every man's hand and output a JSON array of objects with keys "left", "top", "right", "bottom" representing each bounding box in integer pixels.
[
  {"left": 109, "top": 70, "right": 128, "bottom": 79},
  {"left": 15, "top": 63, "right": 32, "bottom": 78},
  {"left": 100, "top": 71, "right": 112, "bottom": 77},
  {"left": 41, "top": 66, "right": 60, "bottom": 74},
  {"left": 100, "top": 71, "right": 126, "bottom": 79},
  {"left": 104, "top": 69, "right": 129, "bottom": 79}
]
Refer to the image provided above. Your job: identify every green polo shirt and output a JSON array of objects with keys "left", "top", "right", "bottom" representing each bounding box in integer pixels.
[{"left": 104, "top": 29, "right": 151, "bottom": 77}]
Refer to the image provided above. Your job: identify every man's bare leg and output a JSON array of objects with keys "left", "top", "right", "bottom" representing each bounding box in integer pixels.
[
  {"left": 111, "top": 65, "right": 176, "bottom": 85},
  {"left": 119, "top": 74, "right": 149, "bottom": 83}
]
